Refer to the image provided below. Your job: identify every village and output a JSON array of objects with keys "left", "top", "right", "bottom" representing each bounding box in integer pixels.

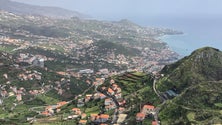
[
  {"left": 0, "top": 52, "right": 162, "bottom": 125},
  {"left": 0, "top": 34, "right": 174, "bottom": 125},
  {"left": 0, "top": 10, "right": 181, "bottom": 125},
  {"left": 28, "top": 78, "right": 159, "bottom": 125}
]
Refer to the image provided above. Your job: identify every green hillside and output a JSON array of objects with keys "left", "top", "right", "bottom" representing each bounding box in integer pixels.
[
  {"left": 157, "top": 47, "right": 222, "bottom": 124},
  {"left": 1, "top": 47, "right": 221, "bottom": 124},
  {"left": 94, "top": 40, "right": 140, "bottom": 56}
]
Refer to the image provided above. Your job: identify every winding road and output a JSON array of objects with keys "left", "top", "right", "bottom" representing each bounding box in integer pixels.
[
  {"left": 152, "top": 76, "right": 167, "bottom": 125},
  {"left": 96, "top": 87, "right": 119, "bottom": 124}
]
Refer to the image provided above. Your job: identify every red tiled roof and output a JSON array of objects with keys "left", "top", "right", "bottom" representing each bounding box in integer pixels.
[
  {"left": 152, "top": 121, "right": 158, "bottom": 125},
  {"left": 79, "top": 120, "right": 87, "bottom": 124},
  {"left": 143, "top": 105, "right": 155, "bottom": 109},
  {"left": 72, "top": 108, "right": 81, "bottom": 111},
  {"left": 81, "top": 113, "right": 87, "bottom": 118},
  {"left": 45, "top": 106, "right": 53, "bottom": 110},
  {"left": 105, "top": 98, "right": 112, "bottom": 102},
  {"left": 90, "top": 114, "right": 98, "bottom": 117},
  {"left": 96, "top": 78, "right": 102, "bottom": 81},
  {"left": 100, "top": 114, "right": 109, "bottom": 119},
  {"left": 112, "top": 84, "right": 118, "bottom": 87},
  {"left": 57, "top": 101, "right": 67, "bottom": 106},
  {"left": 108, "top": 88, "right": 114, "bottom": 93},
  {"left": 100, "top": 93, "right": 105, "bottom": 97},
  {"left": 136, "top": 113, "right": 145, "bottom": 118},
  {"left": 41, "top": 111, "right": 50, "bottom": 116}
]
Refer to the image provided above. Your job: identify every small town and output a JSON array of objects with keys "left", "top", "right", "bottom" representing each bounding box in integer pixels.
[
  {"left": 0, "top": 8, "right": 182, "bottom": 125},
  {"left": 1, "top": 1, "right": 221, "bottom": 124}
]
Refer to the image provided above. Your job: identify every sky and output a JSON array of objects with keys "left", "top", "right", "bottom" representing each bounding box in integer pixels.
[{"left": 11, "top": 0, "right": 222, "bottom": 20}]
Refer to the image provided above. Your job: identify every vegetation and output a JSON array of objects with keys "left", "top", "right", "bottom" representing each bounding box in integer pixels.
[
  {"left": 19, "top": 25, "right": 69, "bottom": 38},
  {"left": 0, "top": 6, "right": 221, "bottom": 124},
  {"left": 157, "top": 47, "right": 222, "bottom": 124},
  {"left": 94, "top": 40, "right": 140, "bottom": 56}
]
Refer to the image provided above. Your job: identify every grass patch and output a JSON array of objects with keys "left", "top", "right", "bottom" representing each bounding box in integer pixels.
[
  {"left": 85, "top": 106, "right": 100, "bottom": 115},
  {"left": 0, "top": 45, "right": 17, "bottom": 53},
  {"left": 39, "top": 44, "right": 65, "bottom": 53},
  {"left": 130, "top": 72, "right": 145, "bottom": 77},
  {"left": 36, "top": 95, "right": 60, "bottom": 105},
  {"left": 214, "top": 103, "right": 222, "bottom": 108},
  {"left": 187, "top": 112, "right": 196, "bottom": 122}
]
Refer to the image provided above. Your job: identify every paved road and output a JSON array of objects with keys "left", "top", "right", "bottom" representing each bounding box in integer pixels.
[
  {"left": 152, "top": 77, "right": 166, "bottom": 125},
  {"left": 97, "top": 87, "right": 119, "bottom": 124}
]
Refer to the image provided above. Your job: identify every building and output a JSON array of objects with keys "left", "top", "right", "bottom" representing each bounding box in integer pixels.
[
  {"left": 108, "top": 88, "right": 115, "bottom": 95},
  {"left": 81, "top": 113, "right": 87, "bottom": 119},
  {"left": 96, "top": 114, "right": 110, "bottom": 123},
  {"left": 117, "top": 114, "right": 127, "bottom": 124},
  {"left": 16, "top": 94, "right": 22, "bottom": 101},
  {"left": 72, "top": 108, "right": 81, "bottom": 115},
  {"left": 79, "top": 69, "right": 94, "bottom": 74},
  {"left": 85, "top": 94, "right": 93, "bottom": 102},
  {"left": 79, "top": 120, "right": 87, "bottom": 125},
  {"left": 105, "top": 104, "right": 116, "bottom": 111},
  {"left": 91, "top": 114, "right": 110, "bottom": 123},
  {"left": 100, "top": 93, "right": 106, "bottom": 99},
  {"left": 152, "top": 121, "right": 158, "bottom": 125},
  {"left": 90, "top": 114, "right": 98, "bottom": 121},
  {"left": 112, "top": 84, "right": 118, "bottom": 91},
  {"left": 41, "top": 111, "right": 51, "bottom": 116},
  {"left": 56, "top": 101, "right": 68, "bottom": 108},
  {"left": 99, "top": 68, "right": 109, "bottom": 74},
  {"left": 142, "top": 105, "right": 155, "bottom": 115},
  {"left": 136, "top": 113, "right": 145, "bottom": 121},
  {"left": 105, "top": 98, "right": 113, "bottom": 105}
]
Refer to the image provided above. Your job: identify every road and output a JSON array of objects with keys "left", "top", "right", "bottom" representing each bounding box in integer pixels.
[
  {"left": 152, "top": 77, "right": 167, "bottom": 125},
  {"left": 96, "top": 87, "right": 119, "bottom": 124},
  {"left": 153, "top": 79, "right": 160, "bottom": 97}
]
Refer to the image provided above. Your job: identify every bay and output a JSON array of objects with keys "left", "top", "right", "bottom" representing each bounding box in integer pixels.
[{"left": 132, "top": 16, "right": 222, "bottom": 57}]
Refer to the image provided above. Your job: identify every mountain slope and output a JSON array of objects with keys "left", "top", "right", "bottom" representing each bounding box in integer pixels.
[
  {"left": 157, "top": 47, "right": 222, "bottom": 124},
  {"left": 158, "top": 47, "right": 222, "bottom": 91},
  {"left": 0, "top": 0, "right": 87, "bottom": 18}
]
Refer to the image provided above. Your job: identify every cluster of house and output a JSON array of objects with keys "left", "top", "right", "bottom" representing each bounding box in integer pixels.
[
  {"left": 103, "top": 82, "right": 125, "bottom": 110},
  {"left": 18, "top": 70, "right": 42, "bottom": 81},
  {"left": 76, "top": 78, "right": 105, "bottom": 107},
  {"left": 41, "top": 101, "right": 68, "bottom": 116},
  {"left": 136, "top": 105, "right": 158, "bottom": 125},
  {"left": 41, "top": 100, "right": 111, "bottom": 125},
  {"left": 69, "top": 107, "right": 110, "bottom": 125},
  {"left": 28, "top": 89, "right": 45, "bottom": 96},
  {"left": 0, "top": 36, "right": 22, "bottom": 46},
  {"left": 0, "top": 85, "right": 25, "bottom": 102},
  {"left": 16, "top": 53, "right": 46, "bottom": 68},
  {"left": 41, "top": 78, "right": 127, "bottom": 124}
]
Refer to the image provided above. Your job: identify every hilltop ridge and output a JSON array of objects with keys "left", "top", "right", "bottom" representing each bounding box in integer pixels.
[
  {"left": 0, "top": 0, "right": 88, "bottom": 18},
  {"left": 157, "top": 47, "right": 222, "bottom": 124},
  {"left": 160, "top": 47, "right": 222, "bottom": 91}
]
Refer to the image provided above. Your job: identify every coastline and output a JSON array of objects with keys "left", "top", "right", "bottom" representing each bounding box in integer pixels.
[{"left": 158, "top": 33, "right": 192, "bottom": 57}]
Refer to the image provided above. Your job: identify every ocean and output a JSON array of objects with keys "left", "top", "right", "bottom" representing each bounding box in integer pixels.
[{"left": 132, "top": 16, "right": 222, "bottom": 57}]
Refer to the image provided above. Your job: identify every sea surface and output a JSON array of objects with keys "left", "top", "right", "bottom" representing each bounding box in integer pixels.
[{"left": 132, "top": 16, "right": 222, "bottom": 57}]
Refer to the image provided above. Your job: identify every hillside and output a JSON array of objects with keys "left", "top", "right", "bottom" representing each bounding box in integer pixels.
[
  {"left": 0, "top": 51, "right": 92, "bottom": 125},
  {"left": 0, "top": 0, "right": 87, "bottom": 18},
  {"left": 156, "top": 47, "right": 222, "bottom": 124},
  {"left": 0, "top": 46, "right": 222, "bottom": 124}
]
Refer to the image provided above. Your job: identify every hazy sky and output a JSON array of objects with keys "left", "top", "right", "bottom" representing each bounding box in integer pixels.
[{"left": 11, "top": 0, "right": 222, "bottom": 20}]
